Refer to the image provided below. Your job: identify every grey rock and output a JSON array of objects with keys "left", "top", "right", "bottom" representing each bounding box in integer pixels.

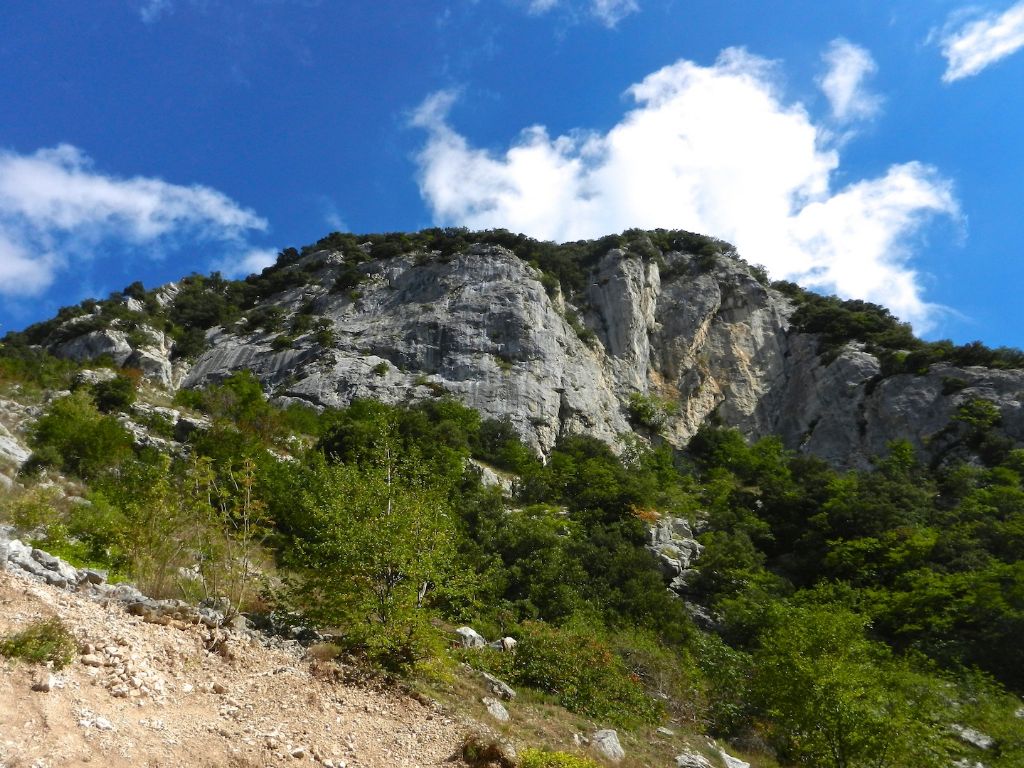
[
  {"left": 481, "top": 696, "right": 510, "bottom": 722},
  {"left": 951, "top": 724, "right": 995, "bottom": 750},
  {"left": 675, "top": 749, "right": 713, "bottom": 768},
  {"left": 78, "top": 568, "right": 108, "bottom": 585},
  {"left": 37, "top": 243, "right": 1024, "bottom": 469},
  {"left": 718, "top": 749, "right": 750, "bottom": 768},
  {"left": 591, "top": 729, "right": 625, "bottom": 763},
  {"left": 73, "top": 368, "right": 118, "bottom": 386},
  {"left": 57, "top": 329, "right": 133, "bottom": 366},
  {"left": 656, "top": 727, "right": 675, "bottom": 737},
  {"left": 454, "top": 626, "right": 487, "bottom": 648},
  {"left": 647, "top": 516, "right": 704, "bottom": 588},
  {"left": 481, "top": 671, "right": 516, "bottom": 701}
]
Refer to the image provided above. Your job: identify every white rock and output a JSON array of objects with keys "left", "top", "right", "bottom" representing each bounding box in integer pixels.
[
  {"left": 94, "top": 717, "right": 115, "bottom": 731},
  {"left": 951, "top": 724, "right": 995, "bottom": 751},
  {"left": 591, "top": 729, "right": 625, "bottom": 763},
  {"left": 675, "top": 749, "right": 713, "bottom": 768},
  {"left": 454, "top": 626, "right": 487, "bottom": 648},
  {"left": 481, "top": 696, "right": 510, "bottom": 723},
  {"left": 718, "top": 749, "right": 750, "bottom": 768}
]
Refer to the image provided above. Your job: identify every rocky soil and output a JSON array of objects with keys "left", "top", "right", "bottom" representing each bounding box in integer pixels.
[{"left": 0, "top": 565, "right": 467, "bottom": 768}]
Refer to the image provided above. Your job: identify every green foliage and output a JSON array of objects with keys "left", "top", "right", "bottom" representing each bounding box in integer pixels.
[
  {"left": 2, "top": 485, "right": 63, "bottom": 534},
  {"left": 0, "top": 343, "right": 81, "bottom": 393},
  {"left": 372, "top": 361, "right": 389, "bottom": 376},
  {"left": 564, "top": 309, "right": 597, "bottom": 346},
  {"left": 26, "top": 391, "right": 133, "bottom": 479},
  {"left": 502, "top": 620, "right": 663, "bottom": 727},
  {"left": 90, "top": 373, "right": 137, "bottom": 413},
  {"left": 519, "top": 749, "right": 601, "bottom": 768},
  {"left": 626, "top": 392, "right": 678, "bottom": 431},
  {"left": 752, "top": 602, "right": 952, "bottom": 768},
  {"left": 779, "top": 280, "right": 1024, "bottom": 372},
  {"left": 0, "top": 617, "right": 76, "bottom": 669},
  {"left": 286, "top": 427, "right": 460, "bottom": 671}
]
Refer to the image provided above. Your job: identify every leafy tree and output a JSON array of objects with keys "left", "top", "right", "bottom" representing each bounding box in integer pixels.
[
  {"left": 288, "top": 426, "right": 462, "bottom": 670},
  {"left": 753, "top": 603, "right": 952, "bottom": 768}
]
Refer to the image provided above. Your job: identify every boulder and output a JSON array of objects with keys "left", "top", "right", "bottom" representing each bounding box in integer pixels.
[
  {"left": 481, "top": 671, "right": 516, "bottom": 701},
  {"left": 951, "top": 724, "right": 994, "bottom": 750},
  {"left": 481, "top": 696, "right": 510, "bottom": 723},
  {"left": 718, "top": 749, "right": 750, "bottom": 768},
  {"left": 675, "top": 749, "right": 713, "bottom": 768},
  {"left": 591, "top": 729, "right": 625, "bottom": 763},
  {"left": 454, "top": 626, "right": 487, "bottom": 648}
]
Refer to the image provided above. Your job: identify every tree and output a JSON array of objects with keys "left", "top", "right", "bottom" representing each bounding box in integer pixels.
[
  {"left": 753, "top": 603, "right": 952, "bottom": 768},
  {"left": 289, "top": 424, "right": 461, "bottom": 669}
]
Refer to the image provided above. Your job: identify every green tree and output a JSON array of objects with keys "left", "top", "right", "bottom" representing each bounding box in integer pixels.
[
  {"left": 289, "top": 425, "right": 462, "bottom": 670},
  {"left": 753, "top": 603, "right": 952, "bottom": 768}
]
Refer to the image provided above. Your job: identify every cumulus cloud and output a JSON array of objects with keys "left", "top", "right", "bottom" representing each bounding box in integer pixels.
[
  {"left": 0, "top": 144, "right": 268, "bottom": 297},
  {"left": 412, "top": 47, "right": 959, "bottom": 328},
  {"left": 214, "top": 247, "right": 279, "bottom": 279},
  {"left": 819, "top": 39, "right": 881, "bottom": 122},
  {"left": 940, "top": 2, "right": 1024, "bottom": 82}
]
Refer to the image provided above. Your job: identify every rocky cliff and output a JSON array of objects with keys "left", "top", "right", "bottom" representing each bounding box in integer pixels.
[{"left": 37, "top": 235, "right": 1024, "bottom": 469}]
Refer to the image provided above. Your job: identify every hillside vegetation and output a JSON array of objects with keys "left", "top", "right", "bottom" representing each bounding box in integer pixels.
[{"left": 2, "top": 228, "right": 1024, "bottom": 768}]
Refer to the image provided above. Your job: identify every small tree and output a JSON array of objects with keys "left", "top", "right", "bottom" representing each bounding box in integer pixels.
[{"left": 290, "top": 423, "right": 460, "bottom": 669}]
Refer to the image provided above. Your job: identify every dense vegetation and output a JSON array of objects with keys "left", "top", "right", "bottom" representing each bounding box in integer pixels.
[{"left": 2, "top": 362, "right": 1022, "bottom": 767}]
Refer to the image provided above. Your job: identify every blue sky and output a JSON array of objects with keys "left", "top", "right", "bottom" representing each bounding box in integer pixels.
[{"left": 1, "top": 1, "right": 1023, "bottom": 349}]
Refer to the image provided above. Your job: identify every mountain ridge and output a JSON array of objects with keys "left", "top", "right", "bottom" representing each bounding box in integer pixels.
[{"left": 8, "top": 228, "right": 1022, "bottom": 470}]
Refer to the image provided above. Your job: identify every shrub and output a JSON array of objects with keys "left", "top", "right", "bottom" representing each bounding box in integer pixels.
[
  {"left": 27, "top": 391, "right": 133, "bottom": 479},
  {"left": 92, "top": 373, "right": 137, "bottom": 413},
  {"left": 0, "top": 618, "right": 76, "bottom": 669},
  {"left": 509, "top": 621, "right": 662, "bottom": 727},
  {"left": 520, "top": 749, "right": 600, "bottom": 768},
  {"left": 627, "top": 393, "right": 677, "bottom": 430},
  {"left": 372, "top": 361, "right": 389, "bottom": 376}
]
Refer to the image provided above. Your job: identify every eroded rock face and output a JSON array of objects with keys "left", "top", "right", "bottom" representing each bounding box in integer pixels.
[{"left": 43, "top": 241, "right": 1024, "bottom": 468}]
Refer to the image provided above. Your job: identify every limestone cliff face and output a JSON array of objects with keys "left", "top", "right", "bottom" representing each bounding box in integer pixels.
[{"left": 46, "top": 241, "right": 1024, "bottom": 468}]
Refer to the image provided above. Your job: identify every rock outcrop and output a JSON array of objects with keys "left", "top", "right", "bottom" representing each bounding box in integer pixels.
[{"left": 42, "top": 240, "right": 1024, "bottom": 469}]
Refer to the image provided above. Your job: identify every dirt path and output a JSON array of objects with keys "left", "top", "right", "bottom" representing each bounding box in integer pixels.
[{"left": 0, "top": 569, "right": 467, "bottom": 768}]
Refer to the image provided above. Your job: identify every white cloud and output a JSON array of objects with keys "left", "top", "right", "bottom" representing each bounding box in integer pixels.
[
  {"left": 518, "top": 0, "right": 639, "bottom": 26},
  {"left": 139, "top": 0, "right": 173, "bottom": 24},
  {"left": 412, "top": 47, "right": 959, "bottom": 328},
  {"left": 0, "top": 144, "right": 268, "bottom": 298},
  {"left": 527, "top": 0, "right": 560, "bottom": 13},
  {"left": 819, "top": 39, "right": 881, "bottom": 122},
  {"left": 590, "top": 0, "right": 639, "bottom": 27},
  {"left": 940, "top": 2, "right": 1024, "bottom": 82},
  {"left": 214, "top": 248, "right": 279, "bottom": 279}
]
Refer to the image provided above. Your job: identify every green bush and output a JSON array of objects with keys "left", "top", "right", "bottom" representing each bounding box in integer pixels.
[
  {"left": 27, "top": 391, "right": 133, "bottom": 479},
  {"left": 0, "top": 618, "right": 76, "bottom": 669},
  {"left": 92, "top": 373, "right": 137, "bottom": 413},
  {"left": 519, "top": 749, "right": 601, "bottom": 768},
  {"left": 509, "top": 621, "right": 662, "bottom": 727},
  {"left": 626, "top": 393, "right": 677, "bottom": 430}
]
